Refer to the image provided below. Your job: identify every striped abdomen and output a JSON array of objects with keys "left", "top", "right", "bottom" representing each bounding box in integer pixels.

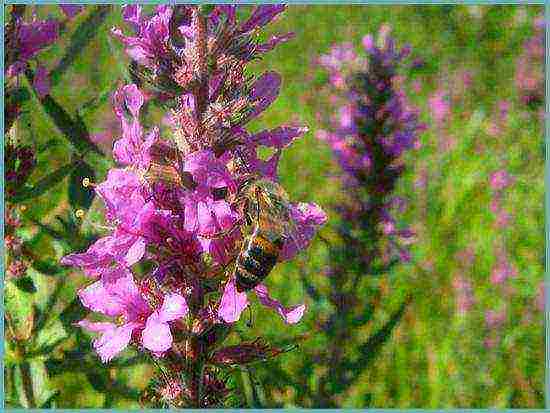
[{"left": 234, "top": 225, "right": 285, "bottom": 292}]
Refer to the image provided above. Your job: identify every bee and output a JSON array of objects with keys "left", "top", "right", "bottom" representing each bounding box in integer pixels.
[
  {"left": 144, "top": 141, "right": 183, "bottom": 186},
  {"left": 230, "top": 177, "right": 297, "bottom": 292}
]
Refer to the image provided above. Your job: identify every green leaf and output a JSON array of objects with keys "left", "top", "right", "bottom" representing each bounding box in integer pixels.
[
  {"left": 37, "top": 93, "right": 102, "bottom": 155},
  {"left": 5, "top": 281, "right": 35, "bottom": 341},
  {"left": 37, "top": 139, "right": 64, "bottom": 153},
  {"left": 347, "top": 296, "right": 411, "bottom": 385},
  {"left": 29, "top": 319, "right": 69, "bottom": 357},
  {"left": 14, "top": 276, "right": 37, "bottom": 293},
  {"left": 10, "top": 162, "right": 76, "bottom": 203},
  {"left": 31, "top": 259, "right": 66, "bottom": 276},
  {"left": 49, "top": 6, "right": 113, "bottom": 87},
  {"left": 69, "top": 161, "right": 96, "bottom": 211},
  {"left": 6, "top": 86, "right": 31, "bottom": 107},
  {"left": 15, "top": 360, "right": 58, "bottom": 408}
]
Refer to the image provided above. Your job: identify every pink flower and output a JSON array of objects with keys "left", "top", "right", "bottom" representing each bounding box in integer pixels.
[
  {"left": 428, "top": 91, "right": 450, "bottom": 124},
  {"left": 280, "top": 202, "right": 328, "bottom": 261},
  {"left": 489, "top": 170, "right": 513, "bottom": 191},
  {"left": 485, "top": 309, "right": 506, "bottom": 329},
  {"left": 78, "top": 275, "right": 188, "bottom": 362},
  {"left": 218, "top": 279, "right": 305, "bottom": 324},
  {"left": 7, "top": 18, "right": 58, "bottom": 76}
]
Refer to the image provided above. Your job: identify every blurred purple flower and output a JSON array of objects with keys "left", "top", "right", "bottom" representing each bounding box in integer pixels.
[{"left": 60, "top": 5, "right": 84, "bottom": 19}]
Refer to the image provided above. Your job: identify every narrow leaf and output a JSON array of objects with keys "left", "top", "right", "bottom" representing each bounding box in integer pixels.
[
  {"left": 49, "top": 6, "right": 112, "bottom": 86},
  {"left": 348, "top": 296, "right": 411, "bottom": 384},
  {"left": 5, "top": 281, "right": 35, "bottom": 341},
  {"left": 37, "top": 93, "right": 102, "bottom": 155},
  {"left": 10, "top": 162, "right": 76, "bottom": 203}
]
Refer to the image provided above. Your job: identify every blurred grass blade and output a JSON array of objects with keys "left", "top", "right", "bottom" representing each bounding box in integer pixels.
[
  {"left": 78, "top": 82, "right": 117, "bottom": 118},
  {"left": 13, "top": 276, "right": 37, "bottom": 294},
  {"left": 31, "top": 259, "right": 67, "bottom": 276},
  {"left": 11, "top": 162, "right": 76, "bottom": 203},
  {"left": 24, "top": 69, "right": 102, "bottom": 155},
  {"left": 49, "top": 6, "right": 112, "bottom": 87},
  {"left": 348, "top": 295, "right": 411, "bottom": 383},
  {"left": 39, "top": 93, "right": 102, "bottom": 155}
]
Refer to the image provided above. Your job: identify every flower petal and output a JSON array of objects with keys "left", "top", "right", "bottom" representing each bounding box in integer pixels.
[
  {"left": 218, "top": 278, "right": 249, "bottom": 323},
  {"left": 78, "top": 281, "right": 125, "bottom": 317},
  {"left": 158, "top": 293, "right": 189, "bottom": 322},
  {"left": 254, "top": 284, "right": 306, "bottom": 324},
  {"left": 78, "top": 320, "right": 135, "bottom": 363},
  {"left": 141, "top": 311, "right": 173, "bottom": 352}
]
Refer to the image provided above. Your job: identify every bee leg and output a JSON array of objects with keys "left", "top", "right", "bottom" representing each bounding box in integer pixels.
[
  {"left": 246, "top": 306, "right": 253, "bottom": 328},
  {"left": 199, "top": 218, "right": 244, "bottom": 239}
]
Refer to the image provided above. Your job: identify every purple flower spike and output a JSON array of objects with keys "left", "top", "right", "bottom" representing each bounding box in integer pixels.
[{"left": 63, "top": 7, "right": 326, "bottom": 402}]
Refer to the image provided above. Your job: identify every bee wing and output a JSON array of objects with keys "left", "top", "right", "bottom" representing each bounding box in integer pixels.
[{"left": 145, "top": 162, "right": 183, "bottom": 186}]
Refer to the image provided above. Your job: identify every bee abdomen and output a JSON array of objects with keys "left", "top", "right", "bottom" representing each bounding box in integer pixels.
[{"left": 235, "top": 234, "right": 281, "bottom": 292}]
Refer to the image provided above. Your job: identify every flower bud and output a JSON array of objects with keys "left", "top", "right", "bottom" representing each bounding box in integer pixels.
[{"left": 210, "top": 337, "right": 283, "bottom": 366}]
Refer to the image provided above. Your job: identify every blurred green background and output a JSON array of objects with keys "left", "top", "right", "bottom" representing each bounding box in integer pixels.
[{"left": 4, "top": 5, "right": 545, "bottom": 408}]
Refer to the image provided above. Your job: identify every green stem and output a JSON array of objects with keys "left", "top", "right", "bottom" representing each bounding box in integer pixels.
[{"left": 19, "top": 361, "right": 36, "bottom": 408}]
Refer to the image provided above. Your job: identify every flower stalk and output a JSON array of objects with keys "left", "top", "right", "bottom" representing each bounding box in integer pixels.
[
  {"left": 62, "top": 5, "right": 326, "bottom": 407},
  {"left": 311, "top": 26, "right": 424, "bottom": 406}
]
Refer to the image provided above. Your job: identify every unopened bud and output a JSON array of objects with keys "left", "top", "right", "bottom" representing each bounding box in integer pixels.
[{"left": 210, "top": 338, "right": 283, "bottom": 366}]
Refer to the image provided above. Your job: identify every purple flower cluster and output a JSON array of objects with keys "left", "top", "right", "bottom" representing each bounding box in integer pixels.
[
  {"left": 310, "top": 26, "right": 424, "bottom": 407},
  {"left": 61, "top": 5, "right": 325, "bottom": 407},
  {"left": 5, "top": 6, "right": 83, "bottom": 100},
  {"left": 317, "top": 26, "right": 424, "bottom": 263},
  {"left": 515, "top": 15, "right": 544, "bottom": 108}
]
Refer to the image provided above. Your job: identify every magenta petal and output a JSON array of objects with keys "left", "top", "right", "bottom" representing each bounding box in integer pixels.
[
  {"left": 240, "top": 5, "right": 286, "bottom": 33},
  {"left": 256, "top": 32, "right": 295, "bottom": 54},
  {"left": 122, "top": 84, "right": 144, "bottom": 118},
  {"left": 122, "top": 5, "right": 142, "bottom": 28},
  {"left": 254, "top": 284, "right": 306, "bottom": 324},
  {"left": 218, "top": 279, "right": 249, "bottom": 323},
  {"left": 78, "top": 281, "right": 124, "bottom": 317},
  {"left": 158, "top": 293, "right": 189, "bottom": 322},
  {"left": 253, "top": 126, "right": 308, "bottom": 149},
  {"left": 77, "top": 319, "right": 115, "bottom": 334},
  {"left": 99, "top": 265, "right": 131, "bottom": 284},
  {"left": 124, "top": 237, "right": 146, "bottom": 266},
  {"left": 95, "top": 323, "right": 135, "bottom": 363},
  {"left": 141, "top": 311, "right": 173, "bottom": 352},
  {"left": 78, "top": 320, "right": 135, "bottom": 363},
  {"left": 280, "top": 202, "right": 327, "bottom": 261}
]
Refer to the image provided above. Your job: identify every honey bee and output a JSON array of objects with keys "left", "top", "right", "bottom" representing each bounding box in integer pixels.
[
  {"left": 143, "top": 141, "right": 182, "bottom": 186},
  {"left": 230, "top": 177, "right": 297, "bottom": 292}
]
